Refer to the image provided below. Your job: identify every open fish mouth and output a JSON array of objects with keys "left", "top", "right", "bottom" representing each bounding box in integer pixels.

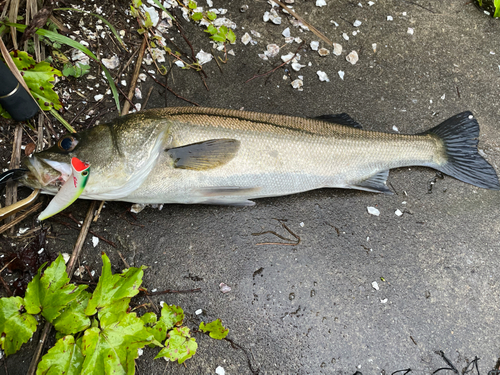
[{"left": 22, "top": 157, "right": 72, "bottom": 189}]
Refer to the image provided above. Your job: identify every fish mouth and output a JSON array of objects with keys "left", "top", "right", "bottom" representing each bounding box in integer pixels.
[{"left": 22, "top": 156, "right": 71, "bottom": 190}]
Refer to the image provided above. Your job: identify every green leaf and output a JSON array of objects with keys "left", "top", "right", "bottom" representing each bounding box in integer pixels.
[
  {"left": 144, "top": 11, "right": 153, "bottom": 29},
  {"left": 206, "top": 11, "right": 217, "bottom": 21},
  {"left": 155, "top": 326, "right": 197, "bottom": 364},
  {"left": 210, "top": 34, "right": 226, "bottom": 43},
  {"left": 24, "top": 254, "right": 87, "bottom": 322},
  {"left": 191, "top": 12, "right": 203, "bottom": 21},
  {"left": 226, "top": 29, "right": 236, "bottom": 44},
  {"left": 7, "top": 50, "right": 62, "bottom": 111},
  {"left": 84, "top": 253, "right": 145, "bottom": 320},
  {"left": 81, "top": 312, "right": 157, "bottom": 374},
  {"left": 62, "top": 63, "right": 90, "bottom": 78},
  {"left": 36, "top": 335, "right": 84, "bottom": 375},
  {"left": 205, "top": 24, "right": 217, "bottom": 35},
  {"left": 219, "top": 25, "right": 228, "bottom": 35},
  {"left": 199, "top": 319, "right": 229, "bottom": 340},
  {"left": 52, "top": 291, "right": 91, "bottom": 335},
  {"left": 494, "top": 0, "right": 500, "bottom": 17},
  {"left": 142, "top": 304, "right": 184, "bottom": 344},
  {"left": 188, "top": 0, "right": 197, "bottom": 9},
  {"left": 0, "top": 104, "right": 12, "bottom": 119},
  {"left": 0, "top": 296, "right": 38, "bottom": 356}
]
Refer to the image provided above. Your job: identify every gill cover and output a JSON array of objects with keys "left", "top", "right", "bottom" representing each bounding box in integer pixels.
[{"left": 38, "top": 157, "right": 90, "bottom": 221}]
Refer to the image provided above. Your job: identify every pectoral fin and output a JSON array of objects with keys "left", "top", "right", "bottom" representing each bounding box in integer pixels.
[
  {"left": 166, "top": 139, "right": 240, "bottom": 170},
  {"left": 349, "top": 170, "right": 393, "bottom": 194}
]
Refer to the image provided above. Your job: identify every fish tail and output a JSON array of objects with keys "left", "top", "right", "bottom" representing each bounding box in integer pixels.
[{"left": 421, "top": 111, "right": 499, "bottom": 190}]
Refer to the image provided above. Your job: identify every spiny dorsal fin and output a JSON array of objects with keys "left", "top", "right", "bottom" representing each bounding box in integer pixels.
[
  {"left": 349, "top": 170, "right": 393, "bottom": 194},
  {"left": 166, "top": 139, "right": 240, "bottom": 170},
  {"left": 314, "top": 113, "right": 362, "bottom": 129}
]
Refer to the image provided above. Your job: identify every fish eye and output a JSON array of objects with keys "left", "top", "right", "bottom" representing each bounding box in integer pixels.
[
  {"left": 81, "top": 170, "right": 89, "bottom": 177},
  {"left": 57, "top": 136, "right": 78, "bottom": 152}
]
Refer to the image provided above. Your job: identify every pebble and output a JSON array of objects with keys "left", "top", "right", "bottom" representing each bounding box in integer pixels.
[
  {"left": 317, "top": 70, "right": 330, "bottom": 82},
  {"left": 338, "top": 70, "right": 345, "bottom": 80},
  {"left": 346, "top": 50, "right": 359, "bottom": 65},
  {"left": 332, "top": 43, "right": 342, "bottom": 56},
  {"left": 310, "top": 41, "right": 319, "bottom": 51},
  {"left": 372, "top": 281, "right": 379, "bottom": 290},
  {"left": 367, "top": 206, "right": 380, "bottom": 216},
  {"left": 92, "top": 236, "right": 99, "bottom": 247}
]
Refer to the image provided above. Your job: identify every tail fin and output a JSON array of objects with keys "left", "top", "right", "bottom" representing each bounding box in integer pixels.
[{"left": 421, "top": 111, "right": 499, "bottom": 190}]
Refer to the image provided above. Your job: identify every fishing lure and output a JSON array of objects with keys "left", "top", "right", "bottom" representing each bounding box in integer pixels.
[{"left": 38, "top": 157, "right": 90, "bottom": 221}]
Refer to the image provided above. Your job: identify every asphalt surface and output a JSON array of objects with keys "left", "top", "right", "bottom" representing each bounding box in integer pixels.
[{"left": 2, "top": 0, "right": 500, "bottom": 374}]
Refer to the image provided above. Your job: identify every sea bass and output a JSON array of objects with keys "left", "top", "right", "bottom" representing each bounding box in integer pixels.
[{"left": 18, "top": 107, "right": 500, "bottom": 206}]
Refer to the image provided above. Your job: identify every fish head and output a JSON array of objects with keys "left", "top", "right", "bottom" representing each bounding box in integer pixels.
[{"left": 21, "top": 115, "right": 171, "bottom": 199}]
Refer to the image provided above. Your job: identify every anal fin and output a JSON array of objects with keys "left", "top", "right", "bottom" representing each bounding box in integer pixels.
[{"left": 349, "top": 170, "right": 393, "bottom": 194}]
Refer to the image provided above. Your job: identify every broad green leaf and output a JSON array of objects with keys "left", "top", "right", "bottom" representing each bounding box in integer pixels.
[
  {"left": 0, "top": 296, "right": 38, "bottom": 356},
  {"left": 226, "top": 29, "right": 236, "bottom": 44},
  {"left": 81, "top": 312, "right": 156, "bottom": 375},
  {"left": 219, "top": 25, "right": 228, "bottom": 35},
  {"left": 188, "top": 0, "right": 197, "bottom": 9},
  {"left": 155, "top": 326, "right": 197, "bottom": 364},
  {"left": 205, "top": 24, "right": 217, "bottom": 35},
  {"left": 84, "top": 253, "right": 145, "bottom": 319},
  {"left": 206, "top": 11, "right": 217, "bottom": 21},
  {"left": 24, "top": 254, "right": 87, "bottom": 322},
  {"left": 210, "top": 34, "right": 226, "bottom": 43},
  {"left": 141, "top": 304, "right": 184, "bottom": 344},
  {"left": 52, "top": 290, "right": 91, "bottom": 335},
  {"left": 8, "top": 50, "right": 62, "bottom": 111},
  {"left": 36, "top": 335, "right": 84, "bottom": 375},
  {"left": 191, "top": 12, "right": 203, "bottom": 21},
  {"left": 199, "top": 319, "right": 229, "bottom": 340}
]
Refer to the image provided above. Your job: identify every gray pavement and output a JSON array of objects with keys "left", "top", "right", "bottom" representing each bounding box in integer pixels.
[{"left": 2, "top": 0, "right": 500, "bottom": 374}]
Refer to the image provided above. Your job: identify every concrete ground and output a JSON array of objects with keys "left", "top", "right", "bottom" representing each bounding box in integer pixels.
[{"left": 2, "top": 0, "right": 500, "bottom": 374}]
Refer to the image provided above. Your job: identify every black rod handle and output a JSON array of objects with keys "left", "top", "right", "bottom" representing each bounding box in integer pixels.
[{"left": 0, "top": 59, "right": 39, "bottom": 121}]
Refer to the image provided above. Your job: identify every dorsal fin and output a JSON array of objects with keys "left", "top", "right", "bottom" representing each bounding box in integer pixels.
[{"left": 314, "top": 113, "right": 362, "bottom": 129}]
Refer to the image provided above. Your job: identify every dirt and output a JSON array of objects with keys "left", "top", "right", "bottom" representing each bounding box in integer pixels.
[{"left": 1, "top": 0, "right": 500, "bottom": 374}]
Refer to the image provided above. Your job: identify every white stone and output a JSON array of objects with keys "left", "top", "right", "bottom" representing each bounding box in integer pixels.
[
  {"left": 195, "top": 309, "right": 203, "bottom": 315},
  {"left": 316, "top": 0, "right": 327, "bottom": 7},
  {"left": 387, "top": 15, "right": 393, "bottom": 21},
  {"left": 353, "top": 20, "right": 362, "bottom": 27},
  {"left": 282, "top": 27, "right": 291, "bottom": 38},
  {"left": 102, "top": 55, "right": 120, "bottom": 69},
  {"left": 338, "top": 70, "right": 345, "bottom": 80},
  {"left": 317, "top": 70, "right": 330, "bottom": 82},
  {"left": 395, "top": 209, "right": 403, "bottom": 217},
  {"left": 92, "top": 236, "right": 99, "bottom": 247},
  {"left": 333, "top": 43, "right": 342, "bottom": 56},
  {"left": 346, "top": 50, "right": 359, "bottom": 65},
  {"left": 310, "top": 41, "right": 319, "bottom": 51},
  {"left": 367, "top": 206, "right": 380, "bottom": 216},
  {"left": 196, "top": 50, "right": 213, "bottom": 65},
  {"left": 216, "top": 366, "right": 225, "bottom": 375},
  {"left": 372, "top": 281, "right": 380, "bottom": 290}
]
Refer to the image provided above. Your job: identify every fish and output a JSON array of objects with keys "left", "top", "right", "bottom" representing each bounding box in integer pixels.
[{"left": 16, "top": 107, "right": 500, "bottom": 208}]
